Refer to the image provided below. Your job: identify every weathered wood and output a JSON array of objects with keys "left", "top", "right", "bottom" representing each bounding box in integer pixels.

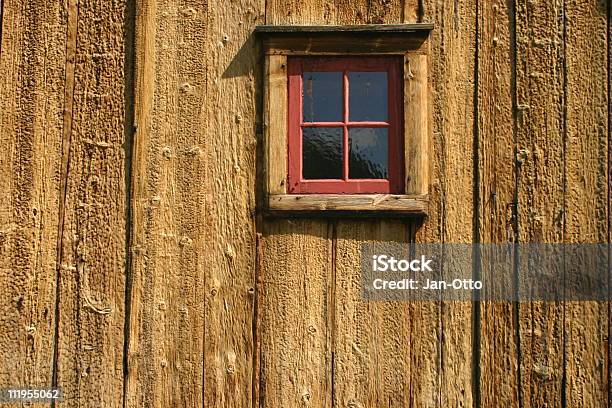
[
  {"left": 125, "top": 0, "right": 209, "bottom": 406},
  {"left": 259, "top": 220, "right": 333, "bottom": 407},
  {"left": 419, "top": 1, "right": 477, "bottom": 406},
  {"left": 54, "top": 0, "right": 128, "bottom": 405},
  {"left": 201, "top": 0, "right": 263, "bottom": 406},
  {"left": 515, "top": 0, "right": 565, "bottom": 406},
  {"left": 333, "top": 221, "right": 411, "bottom": 407},
  {"left": 476, "top": 0, "right": 519, "bottom": 407},
  {"left": 402, "top": 0, "right": 423, "bottom": 23},
  {"left": 404, "top": 52, "right": 429, "bottom": 196},
  {"left": 268, "top": 194, "right": 428, "bottom": 213},
  {"left": 262, "top": 32, "right": 430, "bottom": 55},
  {"left": 255, "top": 23, "right": 434, "bottom": 33},
  {"left": 129, "top": 0, "right": 262, "bottom": 405},
  {"left": 0, "top": 0, "right": 66, "bottom": 391},
  {"left": 563, "top": 0, "right": 609, "bottom": 406},
  {"left": 264, "top": 55, "right": 288, "bottom": 196}
]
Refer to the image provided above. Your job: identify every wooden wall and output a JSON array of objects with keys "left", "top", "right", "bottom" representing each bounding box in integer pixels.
[{"left": 0, "top": 0, "right": 609, "bottom": 407}]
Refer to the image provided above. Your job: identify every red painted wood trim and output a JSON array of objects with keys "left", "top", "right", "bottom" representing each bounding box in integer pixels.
[{"left": 287, "top": 56, "right": 404, "bottom": 194}]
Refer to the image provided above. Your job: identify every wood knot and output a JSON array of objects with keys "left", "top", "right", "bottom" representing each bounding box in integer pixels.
[
  {"left": 180, "top": 82, "right": 195, "bottom": 93},
  {"left": 179, "top": 236, "right": 193, "bottom": 247},
  {"left": 179, "top": 7, "right": 196, "bottom": 18},
  {"left": 516, "top": 148, "right": 529, "bottom": 164}
]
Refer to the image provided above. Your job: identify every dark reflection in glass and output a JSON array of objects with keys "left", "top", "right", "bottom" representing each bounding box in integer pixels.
[
  {"left": 302, "top": 127, "right": 343, "bottom": 179},
  {"left": 349, "top": 72, "right": 388, "bottom": 122},
  {"left": 303, "top": 72, "right": 343, "bottom": 122},
  {"left": 349, "top": 128, "right": 388, "bottom": 179}
]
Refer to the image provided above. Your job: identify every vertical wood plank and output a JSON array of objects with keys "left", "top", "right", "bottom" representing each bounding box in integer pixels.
[
  {"left": 126, "top": 0, "right": 209, "bottom": 405},
  {"left": 563, "top": 0, "right": 609, "bottom": 406},
  {"left": 333, "top": 221, "right": 411, "bottom": 407},
  {"left": 420, "top": 1, "right": 477, "bottom": 406},
  {"left": 203, "top": 0, "right": 263, "bottom": 406},
  {"left": 265, "top": 55, "right": 288, "bottom": 196},
  {"left": 54, "top": 0, "right": 129, "bottom": 405},
  {"left": 404, "top": 53, "right": 429, "bottom": 196},
  {"left": 0, "top": 0, "right": 66, "bottom": 390},
  {"left": 402, "top": 0, "right": 422, "bottom": 23},
  {"left": 477, "top": 0, "right": 519, "bottom": 406},
  {"left": 515, "top": 0, "right": 565, "bottom": 406},
  {"left": 259, "top": 220, "right": 333, "bottom": 408},
  {"left": 266, "top": 0, "right": 336, "bottom": 25}
]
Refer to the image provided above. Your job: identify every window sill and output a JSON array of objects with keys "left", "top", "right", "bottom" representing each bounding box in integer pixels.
[{"left": 266, "top": 194, "right": 428, "bottom": 217}]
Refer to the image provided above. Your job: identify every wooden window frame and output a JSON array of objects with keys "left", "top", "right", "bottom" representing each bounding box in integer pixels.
[
  {"left": 257, "top": 24, "right": 433, "bottom": 216},
  {"left": 288, "top": 56, "right": 403, "bottom": 194}
]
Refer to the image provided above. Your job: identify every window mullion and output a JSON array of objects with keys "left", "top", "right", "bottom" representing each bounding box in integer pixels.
[{"left": 343, "top": 70, "right": 349, "bottom": 181}]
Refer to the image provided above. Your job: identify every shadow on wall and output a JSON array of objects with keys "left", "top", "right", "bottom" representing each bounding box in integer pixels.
[{"left": 222, "top": 32, "right": 261, "bottom": 79}]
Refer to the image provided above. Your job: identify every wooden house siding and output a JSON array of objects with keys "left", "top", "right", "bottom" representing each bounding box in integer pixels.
[{"left": 0, "top": 0, "right": 609, "bottom": 407}]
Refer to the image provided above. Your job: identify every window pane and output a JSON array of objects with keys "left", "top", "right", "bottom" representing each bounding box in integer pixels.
[
  {"left": 302, "top": 127, "right": 343, "bottom": 179},
  {"left": 349, "top": 128, "right": 388, "bottom": 179},
  {"left": 303, "top": 72, "right": 343, "bottom": 122},
  {"left": 348, "top": 72, "right": 387, "bottom": 122}
]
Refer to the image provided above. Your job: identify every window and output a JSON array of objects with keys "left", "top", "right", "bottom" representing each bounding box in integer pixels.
[
  {"left": 257, "top": 24, "right": 433, "bottom": 215},
  {"left": 287, "top": 57, "right": 403, "bottom": 194}
]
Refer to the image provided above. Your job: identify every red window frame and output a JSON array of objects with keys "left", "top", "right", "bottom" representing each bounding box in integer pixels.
[{"left": 287, "top": 56, "right": 403, "bottom": 194}]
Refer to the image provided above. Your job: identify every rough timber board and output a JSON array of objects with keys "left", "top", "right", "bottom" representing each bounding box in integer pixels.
[
  {"left": 54, "top": 0, "right": 128, "bottom": 405},
  {"left": 255, "top": 23, "right": 434, "bottom": 33},
  {"left": 126, "top": 0, "right": 209, "bottom": 405},
  {"left": 420, "top": 0, "right": 477, "bottom": 406},
  {"left": 476, "top": 0, "right": 519, "bottom": 406},
  {"left": 268, "top": 194, "right": 428, "bottom": 214},
  {"left": 562, "top": 0, "right": 608, "bottom": 406},
  {"left": 128, "top": 0, "right": 262, "bottom": 406},
  {"left": 0, "top": 0, "right": 66, "bottom": 392},
  {"left": 514, "top": 0, "right": 566, "bottom": 406}
]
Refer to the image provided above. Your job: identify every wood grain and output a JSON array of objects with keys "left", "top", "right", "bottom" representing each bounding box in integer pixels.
[
  {"left": 126, "top": 0, "right": 209, "bottom": 405},
  {"left": 420, "top": 1, "right": 477, "bottom": 406},
  {"left": 402, "top": 0, "right": 422, "bottom": 23},
  {"left": 0, "top": 0, "right": 66, "bottom": 392},
  {"left": 53, "top": 0, "right": 128, "bottom": 405},
  {"left": 255, "top": 24, "right": 434, "bottom": 33},
  {"left": 333, "top": 221, "right": 411, "bottom": 407},
  {"left": 515, "top": 0, "right": 565, "bottom": 406},
  {"left": 262, "top": 32, "right": 430, "bottom": 56},
  {"left": 201, "top": 0, "right": 263, "bottom": 406},
  {"left": 259, "top": 220, "right": 333, "bottom": 407},
  {"left": 404, "top": 52, "right": 429, "bottom": 196},
  {"left": 265, "top": 55, "right": 288, "bottom": 196},
  {"left": 563, "top": 0, "right": 608, "bottom": 406},
  {"left": 268, "top": 194, "right": 428, "bottom": 213},
  {"left": 476, "top": 0, "right": 519, "bottom": 407}
]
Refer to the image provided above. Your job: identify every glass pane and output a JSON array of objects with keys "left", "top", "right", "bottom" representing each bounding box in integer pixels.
[
  {"left": 302, "top": 127, "right": 343, "bottom": 180},
  {"left": 349, "top": 72, "right": 388, "bottom": 122},
  {"left": 349, "top": 128, "right": 388, "bottom": 179},
  {"left": 303, "top": 72, "right": 343, "bottom": 122}
]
